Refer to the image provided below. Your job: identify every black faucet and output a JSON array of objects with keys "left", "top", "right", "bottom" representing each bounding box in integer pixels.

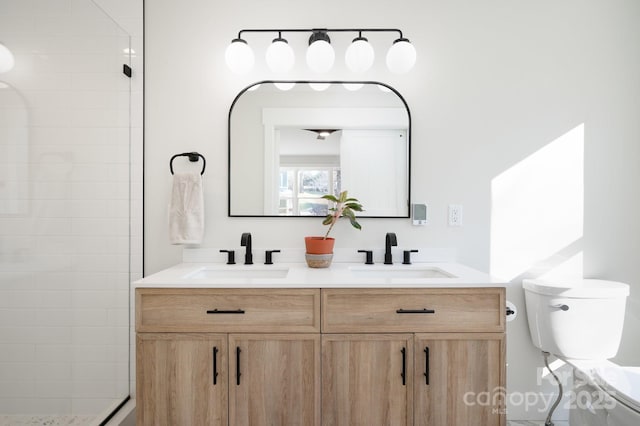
[
  {"left": 240, "top": 232, "right": 253, "bottom": 265},
  {"left": 384, "top": 232, "right": 397, "bottom": 265}
]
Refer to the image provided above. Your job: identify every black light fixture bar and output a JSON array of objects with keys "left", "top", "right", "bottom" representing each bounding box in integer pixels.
[
  {"left": 226, "top": 27, "right": 416, "bottom": 75},
  {"left": 236, "top": 28, "right": 405, "bottom": 39}
]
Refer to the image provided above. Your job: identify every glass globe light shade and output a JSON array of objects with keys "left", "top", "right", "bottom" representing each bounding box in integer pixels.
[
  {"left": 345, "top": 38, "right": 374, "bottom": 73},
  {"left": 265, "top": 38, "right": 294, "bottom": 73},
  {"left": 306, "top": 40, "right": 335, "bottom": 73},
  {"left": 386, "top": 38, "right": 416, "bottom": 74},
  {"left": 0, "top": 43, "right": 16, "bottom": 73},
  {"left": 225, "top": 39, "right": 254, "bottom": 75}
]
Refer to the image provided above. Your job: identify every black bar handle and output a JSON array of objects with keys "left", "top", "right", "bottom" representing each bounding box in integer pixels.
[
  {"left": 236, "top": 347, "right": 242, "bottom": 385},
  {"left": 212, "top": 347, "right": 219, "bottom": 385},
  {"left": 401, "top": 347, "right": 406, "bottom": 386},
  {"left": 396, "top": 308, "right": 435, "bottom": 314},
  {"left": 424, "top": 347, "right": 430, "bottom": 385},
  {"left": 207, "top": 309, "right": 245, "bottom": 314}
]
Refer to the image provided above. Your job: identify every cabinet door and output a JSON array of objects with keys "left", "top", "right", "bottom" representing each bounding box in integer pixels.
[
  {"left": 414, "top": 333, "right": 506, "bottom": 426},
  {"left": 136, "top": 333, "right": 228, "bottom": 426},
  {"left": 229, "top": 333, "right": 321, "bottom": 426},
  {"left": 322, "top": 334, "right": 414, "bottom": 426}
]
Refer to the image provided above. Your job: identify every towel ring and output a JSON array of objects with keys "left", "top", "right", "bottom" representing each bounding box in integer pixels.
[{"left": 170, "top": 152, "right": 206, "bottom": 175}]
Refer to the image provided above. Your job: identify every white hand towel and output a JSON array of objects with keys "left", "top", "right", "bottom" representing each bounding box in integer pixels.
[{"left": 168, "top": 173, "right": 204, "bottom": 245}]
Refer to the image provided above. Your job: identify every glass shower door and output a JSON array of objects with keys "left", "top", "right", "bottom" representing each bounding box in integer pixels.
[{"left": 0, "top": 1, "right": 131, "bottom": 423}]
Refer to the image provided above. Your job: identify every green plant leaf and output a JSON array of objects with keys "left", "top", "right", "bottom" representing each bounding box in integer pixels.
[
  {"left": 345, "top": 203, "right": 363, "bottom": 212},
  {"left": 322, "top": 194, "right": 339, "bottom": 202}
]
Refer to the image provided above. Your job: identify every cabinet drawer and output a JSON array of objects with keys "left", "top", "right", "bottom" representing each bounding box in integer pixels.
[
  {"left": 322, "top": 288, "right": 504, "bottom": 333},
  {"left": 136, "top": 288, "right": 320, "bottom": 333}
]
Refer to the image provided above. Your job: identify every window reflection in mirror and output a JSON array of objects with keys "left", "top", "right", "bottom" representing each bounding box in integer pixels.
[{"left": 228, "top": 81, "right": 410, "bottom": 217}]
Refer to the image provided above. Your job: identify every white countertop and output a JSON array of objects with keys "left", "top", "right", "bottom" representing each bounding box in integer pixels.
[{"left": 134, "top": 262, "right": 505, "bottom": 288}]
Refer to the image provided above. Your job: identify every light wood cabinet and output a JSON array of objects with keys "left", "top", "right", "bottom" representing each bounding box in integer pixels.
[
  {"left": 229, "top": 334, "right": 320, "bottom": 426},
  {"left": 136, "top": 288, "right": 321, "bottom": 426},
  {"left": 321, "top": 288, "right": 506, "bottom": 426},
  {"left": 136, "top": 288, "right": 320, "bottom": 333},
  {"left": 322, "top": 334, "right": 413, "bottom": 426},
  {"left": 414, "top": 333, "right": 506, "bottom": 426},
  {"left": 136, "top": 286, "right": 505, "bottom": 426},
  {"left": 136, "top": 333, "right": 228, "bottom": 426}
]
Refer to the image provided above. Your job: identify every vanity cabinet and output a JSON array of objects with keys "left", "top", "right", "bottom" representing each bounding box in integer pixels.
[
  {"left": 136, "top": 286, "right": 505, "bottom": 426},
  {"left": 321, "top": 288, "right": 506, "bottom": 426},
  {"left": 136, "top": 288, "right": 321, "bottom": 426}
]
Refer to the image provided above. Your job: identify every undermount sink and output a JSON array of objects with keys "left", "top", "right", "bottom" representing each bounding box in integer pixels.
[
  {"left": 184, "top": 266, "right": 290, "bottom": 279},
  {"left": 348, "top": 266, "right": 456, "bottom": 279}
]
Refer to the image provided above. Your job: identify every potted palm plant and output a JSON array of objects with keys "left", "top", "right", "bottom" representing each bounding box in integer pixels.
[{"left": 305, "top": 190, "right": 364, "bottom": 268}]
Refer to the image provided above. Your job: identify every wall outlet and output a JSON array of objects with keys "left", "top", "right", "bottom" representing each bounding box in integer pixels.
[{"left": 448, "top": 204, "right": 462, "bottom": 226}]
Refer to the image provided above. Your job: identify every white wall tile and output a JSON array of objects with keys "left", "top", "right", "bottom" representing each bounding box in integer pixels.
[
  {"left": 35, "top": 380, "right": 72, "bottom": 398},
  {"left": 35, "top": 345, "right": 73, "bottom": 363},
  {"left": 36, "top": 363, "right": 72, "bottom": 382},
  {"left": 33, "top": 0, "right": 73, "bottom": 16},
  {"left": 0, "top": 364, "right": 37, "bottom": 382},
  {"left": 0, "top": 381, "right": 35, "bottom": 398},
  {"left": 0, "top": 344, "right": 36, "bottom": 362}
]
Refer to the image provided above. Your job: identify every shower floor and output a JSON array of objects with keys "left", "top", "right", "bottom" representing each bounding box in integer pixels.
[{"left": 0, "top": 416, "right": 96, "bottom": 426}]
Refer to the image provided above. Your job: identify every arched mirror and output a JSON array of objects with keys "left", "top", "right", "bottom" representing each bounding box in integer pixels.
[{"left": 228, "top": 81, "right": 411, "bottom": 217}]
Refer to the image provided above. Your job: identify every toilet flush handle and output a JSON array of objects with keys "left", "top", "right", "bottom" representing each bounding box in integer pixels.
[{"left": 551, "top": 304, "right": 569, "bottom": 311}]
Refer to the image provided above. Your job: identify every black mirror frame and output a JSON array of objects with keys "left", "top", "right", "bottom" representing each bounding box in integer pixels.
[{"left": 227, "top": 80, "right": 411, "bottom": 218}]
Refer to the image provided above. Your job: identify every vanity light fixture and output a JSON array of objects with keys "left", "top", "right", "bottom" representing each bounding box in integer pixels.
[
  {"left": 225, "top": 38, "right": 255, "bottom": 75},
  {"left": 0, "top": 42, "right": 15, "bottom": 73},
  {"left": 225, "top": 28, "right": 416, "bottom": 75},
  {"left": 344, "top": 32, "right": 375, "bottom": 73},
  {"left": 265, "top": 32, "right": 295, "bottom": 73},
  {"left": 306, "top": 30, "right": 335, "bottom": 73}
]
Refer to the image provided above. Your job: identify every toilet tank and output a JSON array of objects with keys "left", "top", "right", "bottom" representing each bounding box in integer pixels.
[{"left": 523, "top": 279, "right": 629, "bottom": 360}]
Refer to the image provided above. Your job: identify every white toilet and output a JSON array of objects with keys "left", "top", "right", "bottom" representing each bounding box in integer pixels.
[{"left": 523, "top": 278, "right": 638, "bottom": 425}]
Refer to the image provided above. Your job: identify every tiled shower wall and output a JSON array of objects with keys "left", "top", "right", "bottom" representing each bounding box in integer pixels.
[{"left": 0, "top": 0, "right": 142, "bottom": 418}]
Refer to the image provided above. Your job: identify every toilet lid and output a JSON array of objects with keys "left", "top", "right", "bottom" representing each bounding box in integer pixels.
[
  {"left": 593, "top": 366, "right": 640, "bottom": 411},
  {"left": 523, "top": 278, "right": 629, "bottom": 298}
]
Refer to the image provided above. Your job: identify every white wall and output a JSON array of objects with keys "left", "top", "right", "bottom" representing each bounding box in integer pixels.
[{"left": 145, "top": 0, "right": 640, "bottom": 420}]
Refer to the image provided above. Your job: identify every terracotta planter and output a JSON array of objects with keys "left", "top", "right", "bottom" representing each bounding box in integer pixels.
[{"left": 304, "top": 236, "right": 335, "bottom": 254}]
